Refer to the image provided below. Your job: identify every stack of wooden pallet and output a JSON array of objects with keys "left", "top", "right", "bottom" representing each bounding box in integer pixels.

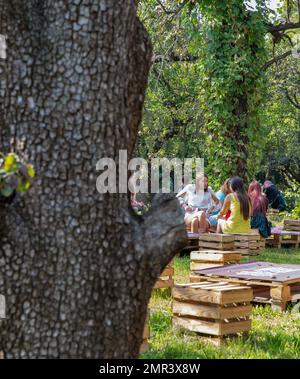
[
  {"left": 154, "top": 261, "right": 174, "bottom": 290},
  {"left": 198, "top": 232, "right": 263, "bottom": 257},
  {"left": 233, "top": 231, "right": 262, "bottom": 256},
  {"left": 139, "top": 310, "right": 150, "bottom": 354},
  {"left": 172, "top": 282, "right": 253, "bottom": 345},
  {"left": 190, "top": 250, "right": 241, "bottom": 271},
  {"left": 199, "top": 234, "right": 235, "bottom": 250},
  {"left": 284, "top": 219, "right": 300, "bottom": 232}
]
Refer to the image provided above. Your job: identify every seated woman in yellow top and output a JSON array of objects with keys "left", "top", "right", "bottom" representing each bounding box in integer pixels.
[{"left": 217, "top": 176, "right": 251, "bottom": 234}]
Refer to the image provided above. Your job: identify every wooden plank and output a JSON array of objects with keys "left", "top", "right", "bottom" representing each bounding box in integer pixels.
[
  {"left": 190, "top": 262, "right": 224, "bottom": 271},
  {"left": 173, "top": 315, "right": 221, "bottom": 335},
  {"left": 173, "top": 284, "right": 252, "bottom": 305},
  {"left": 199, "top": 234, "right": 235, "bottom": 243},
  {"left": 285, "top": 227, "right": 300, "bottom": 231},
  {"left": 191, "top": 251, "right": 241, "bottom": 262},
  {"left": 173, "top": 286, "right": 222, "bottom": 304},
  {"left": 175, "top": 281, "right": 228, "bottom": 288},
  {"left": 199, "top": 241, "right": 235, "bottom": 250},
  {"left": 172, "top": 300, "right": 252, "bottom": 320},
  {"left": 270, "top": 286, "right": 291, "bottom": 301},
  {"left": 284, "top": 220, "right": 300, "bottom": 227},
  {"left": 154, "top": 278, "right": 173, "bottom": 289},
  {"left": 220, "top": 288, "right": 253, "bottom": 304},
  {"left": 173, "top": 316, "right": 251, "bottom": 336},
  {"left": 161, "top": 267, "right": 174, "bottom": 277},
  {"left": 189, "top": 274, "right": 280, "bottom": 287},
  {"left": 234, "top": 235, "right": 260, "bottom": 242},
  {"left": 220, "top": 319, "right": 252, "bottom": 335}
]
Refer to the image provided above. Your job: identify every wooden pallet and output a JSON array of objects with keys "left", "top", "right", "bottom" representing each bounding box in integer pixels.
[
  {"left": 172, "top": 282, "right": 253, "bottom": 345},
  {"left": 260, "top": 238, "right": 266, "bottom": 249},
  {"left": 284, "top": 220, "right": 300, "bottom": 232},
  {"left": 198, "top": 234, "right": 235, "bottom": 251},
  {"left": 190, "top": 262, "right": 300, "bottom": 312},
  {"left": 154, "top": 261, "right": 174, "bottom": 290},
  {"left": 190, "top": 250, "right": 241, "bottom": 271},
  {"left": 266, "top": 233, "right": 300, "bottom": 249},
  {"left": 139, "top": 310, "right": 150, "bottom": 354},
  {"left": 233, "top": 232, "right": 262, "bottom": 256}
]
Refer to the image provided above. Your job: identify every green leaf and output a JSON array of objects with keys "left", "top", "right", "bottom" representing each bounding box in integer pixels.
[
  {"left": 4, "top": 153, "right": 17, "bottom": 173},
  {"left": 16, "top": 180, "right": 30, "bottom": 193},
  {"left": 27, "top": 164, "right": 35, "bottom": 178}
]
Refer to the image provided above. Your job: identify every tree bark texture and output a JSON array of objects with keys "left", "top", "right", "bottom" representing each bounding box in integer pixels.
[{"left": 0, "top": 0, "right": 186, "bottom": 358}]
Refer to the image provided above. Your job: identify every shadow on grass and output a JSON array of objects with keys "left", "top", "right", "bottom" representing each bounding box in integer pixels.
[{"left": 143, "top": 307, "right": 300, "bottom": 359}]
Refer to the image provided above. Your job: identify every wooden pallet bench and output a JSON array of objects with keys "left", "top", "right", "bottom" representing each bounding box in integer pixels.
[
  {"left": 190, "top": 250, "right": 241, "bottom": 271},
  {"left": 190, "top": 262, "right": 300, "bottom": 312},
  {"left": 172, "top": 281, "right": 253, "bottom": 346},
  {"left": 284, "top": 220, "right": 300, "bottom": 232},
  {"left": 154, "top": 261, "right": 174, "bottom": 290},
  {"left": 266, "top": 229, "right": 300, "bottom": 249},
  {"left": 198, "top": 234, "right": 235, "bottom": 251},
  {"left": 233, "top": 231, "right": 263, "bottom": 256},
  {"left": 139, "top": 309, "right": 150, "bottom": 354}
]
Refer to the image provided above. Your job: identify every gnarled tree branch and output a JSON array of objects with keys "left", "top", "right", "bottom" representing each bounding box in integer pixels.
[
  {"left": 267, "top": 22, "right": 300, "bottom": 33},
  {"left": 263, "top": 50, "right": 298, "bottom": 70}
]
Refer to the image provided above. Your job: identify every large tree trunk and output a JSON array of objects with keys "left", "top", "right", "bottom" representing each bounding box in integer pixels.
[{"left": 0, "top": 0, "right": 186, "bottom": 358}]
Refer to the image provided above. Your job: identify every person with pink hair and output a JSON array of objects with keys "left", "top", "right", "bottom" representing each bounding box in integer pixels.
[{"left": 248, "top": 181, "right": 271, "bottom": 238}]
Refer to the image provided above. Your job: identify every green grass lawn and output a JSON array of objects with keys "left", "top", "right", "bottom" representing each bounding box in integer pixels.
[{"left": 141, "top": 248, "right": 300, "bottom": 359}]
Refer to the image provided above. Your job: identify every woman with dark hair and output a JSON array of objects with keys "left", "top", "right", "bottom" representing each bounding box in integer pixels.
[
  {"left": 217, "top": 176, "right": 251, "bottom": 234},
  {"left": 248, "top": 181, "right": 271, "bottom": 238},
  {"left": 263, "top": 181, "right": 286, "bottom": 212}
]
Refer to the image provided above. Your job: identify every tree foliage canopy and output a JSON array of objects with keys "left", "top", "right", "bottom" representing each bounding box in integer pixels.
[{"left": 138, "top": 0, "right": 300, "bottom": 192}]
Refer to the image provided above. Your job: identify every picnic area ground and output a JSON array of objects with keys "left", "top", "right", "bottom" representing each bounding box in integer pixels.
[{"left": 141, "top": 248, "right": 300, "bottom": 359}]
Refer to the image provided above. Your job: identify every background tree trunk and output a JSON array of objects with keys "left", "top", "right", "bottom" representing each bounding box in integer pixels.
[{"left": 0, "top": 0, "right": 186, "bottom": 358}]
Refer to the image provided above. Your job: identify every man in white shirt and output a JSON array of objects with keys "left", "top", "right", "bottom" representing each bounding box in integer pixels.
[{"left": 177, "top": 175, "right": 220, "bottom": 233}]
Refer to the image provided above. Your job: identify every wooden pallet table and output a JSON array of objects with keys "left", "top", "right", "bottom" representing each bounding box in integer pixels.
[
  {"left": 233, "top": 231, "right": 262, "bottom": 256},
  {"left": 266, "top": 229, "right": 300, "bottom": 249},
  {"left": 139, "top": 309, "right": 150, "bottom": 354},
  {"left": 198, "top": 234, "right": 235, "bottom": 251},
  {"left": 154, "top": 261, "right": 174, "bottom": 290},
  {"left": 190, "top": 262, "right": 300, "bottom": 312},
  {"left": 172, "top": 281, "right": 253, "bottom": 345},
  {"left": 0, "top": 295, "right": 5, "bottom": 359},
  {"left": 284, "top": 220, "right": 300, "bottom": 232},
  {"left": 190, "top": 250, "right": 241, "bottom": 271}
]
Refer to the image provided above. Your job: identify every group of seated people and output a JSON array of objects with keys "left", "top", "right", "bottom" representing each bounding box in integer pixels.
[{"left": 177, "top": 175, "right": 275, "bottom": 238}]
